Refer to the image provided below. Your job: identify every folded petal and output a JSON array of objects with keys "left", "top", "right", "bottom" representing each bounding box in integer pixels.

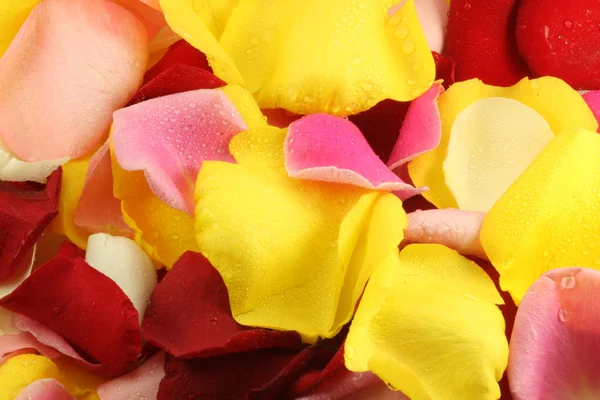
[
  {"left": 509, "top": 267, "right": 600, "bottom": 400},
  {"left": 97, "top": 352, "right": 165, "bottom": 400},
  {"left": 73, "top": 142, "right": 132, "bottom": 237},
  {"left": 404, "top": 209, "right": 486, "bottom": 258},
  {"left": 583, "top": 90, "right": 600, "bottom": 130},
  {"left": 443, "top": 0, "right": 528, "bottom": 86},
  {"left": 345, "top": 245, "right": 507, "bottom": 400},
  {"left": 142, "top": 251, "right": 301, "bottom": 358},
  {"left": 196, "top": 128, "right": 406, "bottom": 341},
  {"left": 409, "top": 77, "right": 598, "bottom": 209},
  {"left": 0, "top": 169, "right": 60, "bottom": 281},
  {"left": 481, "top": 129, "right": 600, "bottom": 304},
  {"left": 14, "top": 378, "right": 74, "bottom": 400},
  {"left": 113, "top": 89, "right": 247, "bottom": 213},
  {"left": 0, "top": 0, "right": 148, "bottom": 161},
  {"left": 85, "top": 234, "right": 157, "bottom": 324},
  {"left": 388, "top": 83, "right": 443, "bottom": 170},
  {"left": 285, "top": 114, "right": 416, "bottom": 192},
  {"left": 516, "top": 0, "right": 600, "bottom": 90}
]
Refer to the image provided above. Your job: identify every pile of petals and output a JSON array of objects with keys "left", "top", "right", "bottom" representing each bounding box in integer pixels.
[{"left": 2, "top": 0, "right": 600, "bottom": 399}]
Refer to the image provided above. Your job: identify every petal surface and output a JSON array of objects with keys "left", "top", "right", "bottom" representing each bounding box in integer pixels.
[
  {"left": 345, "top": 245, "right": 507, "bottom": 400},
  {"left": 390, "top": 0, "right": 448, "bottom": 54},
  {"left": 481, "top": 129, "right": 600, "bottom": 304},
  {"left": 143, "top": 39, "right": 212, "bottom": 83},
  {"left": 509, "top": 268, "right": 600, "bottom": 400},
  {"left": 0, "top": 150, "right": 67, "bottom": 184},
  {"left": 582, "top": 90, "right": 600, "bottom": 130},
  {"left": 409, "top": 77, "right": 598, "bottom": 209},
  {"left": 285, "top": 114, "right": 416, "bottom": 192},
  {"left": 113, "top": 89, "right": 247, "bottom": 213},
  {"left": 0, "top": 0, "right": 148, "bottom": 161},
  {"left": 97, "top": 352, "right": 165, "bottom": 400}
]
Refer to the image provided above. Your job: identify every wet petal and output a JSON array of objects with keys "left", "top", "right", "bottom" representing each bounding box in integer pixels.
[
  {"left": 404, "top": 209, "right": 486, "bottom": 258},
  {"left": 113, "top": 89, "right": 247, "bottom": 213},
  {"left": 14, "top": 378, "right": 74, "bottom": 400},
  {"left": 481, "top": 129, "right": 600, "bottom": 304},
  {"left": 97, "top": 352, "right": 165, "bottom": 400},
  {"left": 509, "top": 267, "right": 600, "bottom": 400},
  {"left": 346, "top": 245, "right": 507, "bottom": 400},
  {"left": 285, "top": 114, "right": 416, "bottom": 192},
  {"left": 388, "top": 83, "right": 442, "bottom": 170},
  {"left": 390, "top": 0, "right": 448, "bottom": 54},
  {"left": 0, "top": 0, "right": 148, "bottom": 161},
  {"left": 409, "top": 77, "right": 598, "bottom": 209}
]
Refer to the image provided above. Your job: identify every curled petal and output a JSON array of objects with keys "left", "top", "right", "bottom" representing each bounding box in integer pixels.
[
  {"left": 0, "top": 0, "right": 148, "bottom": 161},
  {"left": 97, "top": 352, "right": 165, "bottom": 400},
  {"left": 481, "top": 129, "right": 600, "bottom": 304},
  {"left": 404, "top": 209, "right": 486, "bottom": 258},
  {"left": 509, "top": 268, "right": 600, "bottom": 400},
  {"left": 285, "top": 114, "right": 417, "bottom": 193},
  {"left": 346, "top": 245, "right": 507, "bottom": 400},
  {"left": 14, "top": 379, "right": 74, "bottom": 400}
]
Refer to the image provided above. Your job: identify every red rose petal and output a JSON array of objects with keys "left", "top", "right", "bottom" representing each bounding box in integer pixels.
[
  {"left": 0, "top": 168, "right": 61, "bottom": 282},
  {"left": 142, "top": 251, "right": 302, "bottom": 358},
  {"left": 444, "top": 0, "right": 529, "bottom": 86},
  {"left": 144, "top": 39, "right": 212, "bottom": 83},
  {"left": 432, "top": 51, "right": 456, "bottom": 88},
  {"left": 0, "top": 252, "right": 142, "bottom": 370},
  {"left": 515, "top": 0, "right": 600, "bottom": 90}
]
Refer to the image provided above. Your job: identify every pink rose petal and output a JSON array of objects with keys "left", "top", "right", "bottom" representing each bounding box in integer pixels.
[
  {"left": 285, "top": 114, "right": 419, "bottom": 194},
  {"left": 98, "top": 352, "right": 165, "bottom": 400},
  {"left": 389, "top": 0, "right": 449, "bottom": 54},
  {"left": 112, "top": 89, "right": 247, "bottom": 214},
  {"left": 74, "top": 142, "right": 132, "bottom": 237},
  {"left": 509, "top": 267, "right": 600, "bottom": 400},
  {"left": 0, "top": 0, "right": 148, "bottom": 162},
  {"left": 0, "top": 334, "right": 60, "bottom": 365},
  {"left": 403, "top": 209, "right": 487, "bottom": 259},
  {"left": 15, "top": 379, "right": 74, "bottom": 400},
  {"left": 583, "top": 91, "right": 600, "bottom": 132},
  {"left": 387, "top": 83, "right": 443, "bottom": 171}
]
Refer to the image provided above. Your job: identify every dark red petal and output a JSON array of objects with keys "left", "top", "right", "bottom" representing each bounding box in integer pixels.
[
  {"left": 142, "top": 251, "right": 302, "bottom": 359},
  {"left": 144, "top": 39, "right": 212, "bottom": 83},
  {"left": 515, "top": 0, "right": 600, "bottom": 89},
  {"left": 0, "top": 168, "right": 61, "bottom": 282},
  {"left": 443, "top": 0, "right": 529, "bottom": 86},
  {"left": 432, "top": 51, "right": 456, "bottom": 88},
  {"left": 0, "top": 254, "right": 142, "bottom": 369},
  {"left": 128, "top": 64, "right": 226, "bottom": 105},
  {"left": 348, "top": 100, "right": 410, "bottom": 163}
]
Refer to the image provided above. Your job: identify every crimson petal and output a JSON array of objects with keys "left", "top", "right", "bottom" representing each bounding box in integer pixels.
[
  {"left": 432, "top": 51, "right": 456, "bottom": 88},
  {"left": 0, "top": 168, "right": 61, "bottom": 282},
  {"left": 144, "top": 39, "right": 212, "bottom": 83}
]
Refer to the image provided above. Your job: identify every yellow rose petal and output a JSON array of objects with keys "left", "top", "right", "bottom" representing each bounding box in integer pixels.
[
  {"left": 54, "top": 357, "right": 104, "bottom": 400},
  {"left": 409, "top": 77, "right": 598, "bottom": 209},
  {"left": 443, "top": 97, "right": 554, "bottom": 212},
  {"left": 346, "top": 244, "right": 507, "bottom": 400},
  {"left": 0, "top": 0, "right": 40, "bottom": 57},
  {"left": 0, "top": 354, "right": 60, "bottom": 400},
  {"left": 481, "top": 129, "right": 600, "bottom": 304}
]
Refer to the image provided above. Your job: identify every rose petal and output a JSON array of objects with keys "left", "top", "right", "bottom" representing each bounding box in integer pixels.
[
  {"left": 299, "top": 372, "right": 409, "bottom": 400},
  {"left": 0, "top": 0, "right": 148, "bottom": 162},
  {"left": 97, "top": 352, "right": 165, "bottom": 400},
  {"left": 113, "top": 0, "right": 166, "bottom": 40},
  {"left": 390, "top": 0, "right": 449, "bottom": 54},
  {"left": 14, "top": 378, "right": 74, "bottom": 400},
  {"left": 144, "top": 39, "right": 212, "bottom": 83},
  {"left": 387, "top": 83, "right": 443, "bottom": 171},
  {"left": 0, "top": 149, "right": 68, "bottom": 183},
  {"left": 443, "top": 0, "right": 528, "bottom": 86},
  {"left": 404, "top": 209, "right": 486, "bottom": 258},
  {"left": 432, "top": 51, "right": 456, "bottom": 88},
  {"left": 0, "top": 253, "right": 142, "bottom": 370},
  {"left": 285, "top": 114, "right": 418, "bottom": 194},
  {"left": 142, "top": 251, "right": 302, "bottom": 358},
  {"left": 509, "top": 268, "right": 600, "bottom": 400},
  {"left": 73, "top": 142, "right": 132, "bottom": 237},
  {"left": 0, "top": 245, "right": 35, "bottom": 299},
  {"left": 113, "top": 89, "right": 247, "bottom": 214},
  {"left": 85, "top": 234, "right": 157, "bottom": 324},
  {"left": 0, "top": 334, "right": 60, "bottom": 364},
  {"left": 582, "top": 90, "right": 600, "bottom": 130},
  {"left": 0, "top": 168, "right": 60, "bottom": 281},
  {"left": 146, "top": 26, "right": 180, "bottom": 69},
  {"left": 516, "top": 0, "right": 600, "bottom": 90}
]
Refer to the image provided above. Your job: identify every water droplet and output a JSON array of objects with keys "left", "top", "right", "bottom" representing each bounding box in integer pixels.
[
  {"left": 249, "top": 37, "right": 259, "bottom": 45},
  {"left": 209, "top": 315, "right": 218, "bottom": 323},
  {"left": 171, "top": 234, "right": 180, "bottom": 240},
  {"left": 53, "top": 307, "right": 61, "bottom": 314},
  {"left": 401, "top": 40, "right": 415, "bottom": 54},
  {"left": 564, "top": 20, "right": 573, "bottom": 29},
  {"left": 463, "top": 2, "right": 472, "bottom": 11},
  {"left": 287, "top": 86, "right": 299, "bottom": 102},
  {"left": 361, "top": 82, "right": 373, "bottom": 92},
  {"left": 560, "top": 276, "right": 575, "bottom": 289},
  {"left": 395, "top": 27, "right": 408, "bottom": 39},
  {"left": 412, "top": 63, "right": 422, "bottom": 71},
  {"left": 463, "top": 293, "right": 476, "bottom": 301},
  {"left": 558, "top": 308, "right": 569, "bottom": 322}
]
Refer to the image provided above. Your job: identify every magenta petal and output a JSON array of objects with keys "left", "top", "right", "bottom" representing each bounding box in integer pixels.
[
  {"left": 582, "top": 91, "right": 600, "bottom": 132},
  {"left": 509, "top": 268, "right": 600, "bottom": 400},
  {"left": 15, "top": 379, "right": 74, "bottom": 400},
  {"left": 285, "top": 114, "right": 418, "bottom": 192},
  {"left": 387, "top": 83, "right": 443, "bottom": 171},
  {"left": 98, "top": 352, "right": 165, "bottom": 400},
  {"left": 112, "top": 89, "right": 248, "bottom": 214}
]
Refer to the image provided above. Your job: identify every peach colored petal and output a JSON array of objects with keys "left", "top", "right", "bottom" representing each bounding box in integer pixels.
[
  {"left": 97, "top": 352, "right": 165, "bottom": 400},
  {"left": 389, "top": 0, "right": 449, "bottom": 53},
  {"left": 113, "top": 0, "right": 166, "bottom": 40},
  {"left": 0, "top": 0, "right": 148, "bottom": 162},
  {"left": 15, "top": 378, "right": 74, "bottom": 400}
]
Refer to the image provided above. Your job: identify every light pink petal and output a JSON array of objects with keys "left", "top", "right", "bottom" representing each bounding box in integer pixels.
[
  {"left": 388, "top": 83, "right": 443, "bottom": 171},
  {"left": 389, "top": 0, "right": 449, "bottom": 53},
  {"left": 0, "top": 334, "right": 60, "bottom": 365},
  {"left": 15, "top": 379, "right": 74, "bottom": 400},
  {"left": 0, "top": 0, "right": 148, "bottom": 162},
  {"left": 112, "top": 89, "right": 247, "bottom": 214},
  {"left": 582, "top": 91, "right": 600, "bottom": 132},
  {"left": 74, "top": 142, "right": 132, "bottom": 237},
  {"left": 97, "top": 352, "right": 165, "bottom": 400},
  {"left": 285, "top": 114, "right": 418, "bottom": 193},
  {"left": 403, "top": 209, "right": 487, "bottom": 259},
  {"left": 509, "top": 267, "right": 600, "bottom": 400}
]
